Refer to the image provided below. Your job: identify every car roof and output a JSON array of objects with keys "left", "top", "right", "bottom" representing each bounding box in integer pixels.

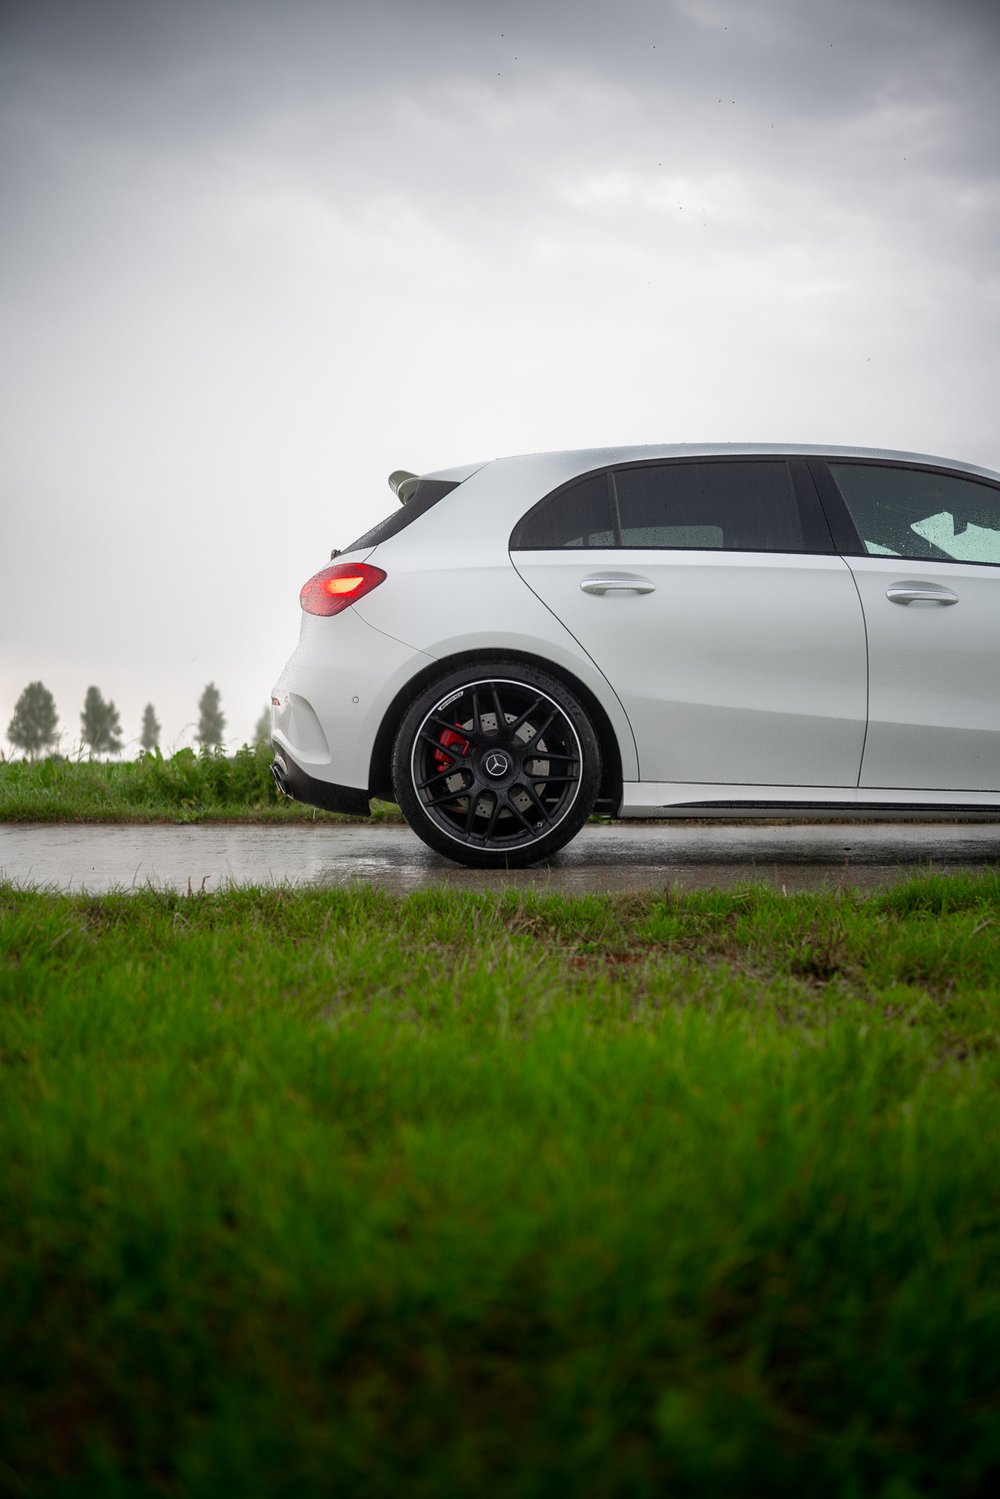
[
  {"left": 375, "top": 443, "right": 1000, "bottom": 560},
  {"left": 423, "top": 442, "right": 1000, "bottom": 487}
]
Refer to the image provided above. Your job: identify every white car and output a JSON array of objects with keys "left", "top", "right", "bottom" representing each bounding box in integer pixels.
[{"left": 270, "top": 443, "right": 1000, "bottom": 867}]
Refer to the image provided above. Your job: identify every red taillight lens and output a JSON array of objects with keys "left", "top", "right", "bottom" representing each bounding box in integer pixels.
[{"left": 299, "top": 562, "right": 387, "bottom": 617}]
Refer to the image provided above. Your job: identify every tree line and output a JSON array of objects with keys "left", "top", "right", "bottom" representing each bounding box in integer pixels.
[{"left": 3, "top": 681, "right": 265, "bottom": 760}]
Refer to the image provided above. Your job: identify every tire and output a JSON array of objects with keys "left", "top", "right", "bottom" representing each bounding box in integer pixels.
[{"left": 391, "top": 662, "right": 602, "bottom": 868}]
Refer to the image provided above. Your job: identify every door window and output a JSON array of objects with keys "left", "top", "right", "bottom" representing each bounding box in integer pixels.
[
  {"left": 829, "top": 463, "right": 1000, "bottom": 565},
  {"left": 614, "top": 460, "right": 807, "bottom": 551},
  {"left": 512, "top": 458, "right": 831, "bottom": 552}
]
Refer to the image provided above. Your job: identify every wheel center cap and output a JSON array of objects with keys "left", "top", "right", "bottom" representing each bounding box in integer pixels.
[{"left": 483, "top": 749, "right": 511, "bottom": 779}]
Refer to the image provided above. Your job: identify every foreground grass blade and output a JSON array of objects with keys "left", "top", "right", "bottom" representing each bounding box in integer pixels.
[{"left": 2, "top": 877, "right": 999, "bottom": 1496}]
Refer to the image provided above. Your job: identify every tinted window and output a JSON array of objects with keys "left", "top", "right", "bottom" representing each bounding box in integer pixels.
[
  {"left": 614, "top": 460, "right": 808, "bottom": 552},
  {"left": 341, "top": 479, "right": 459, "bottom": 555},
  {"left": 510, "top": 474, "right": 615, "bottom": 549},
  {"left": 829, "top": 463, "right": 1000, "bottom": 564}
]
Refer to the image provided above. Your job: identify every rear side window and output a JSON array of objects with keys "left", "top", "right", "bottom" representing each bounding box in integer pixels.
[
  {"left": 828, "top": 462, "right": 1000, "bottom": 565},
  {"left": 512, "top": 458, "right": 829, "bottom": 553},
  {"left": 509, "top": 474, "right": 614, "bottom": 549},
  {"left": 341, "top": 479, "right": 459, "bottom": 555}
]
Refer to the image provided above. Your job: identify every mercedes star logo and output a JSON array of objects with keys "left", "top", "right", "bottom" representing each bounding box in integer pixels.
[{"left": 483, "top": 750, "right": 510, "bottom": 778}]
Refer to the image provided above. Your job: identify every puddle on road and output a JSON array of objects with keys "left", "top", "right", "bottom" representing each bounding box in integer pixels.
[{"left": 3, "top": 822, "right": 999, "bottom": 895}]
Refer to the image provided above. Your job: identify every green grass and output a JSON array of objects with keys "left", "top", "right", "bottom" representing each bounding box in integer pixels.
[
  {"left": 0, "top": 746, "right": 401, "bottom": 823},
  {"left": 2, "top": 878, "right": 999, "bottom": 1497}
]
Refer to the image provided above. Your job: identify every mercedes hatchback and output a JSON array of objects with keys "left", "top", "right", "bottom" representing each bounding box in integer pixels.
[{"left": 270, "top": 443, "right": 1000, "bottom": 867}]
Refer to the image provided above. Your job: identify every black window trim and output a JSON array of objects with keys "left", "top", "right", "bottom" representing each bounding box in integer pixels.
[
  {"left": 510, "top": 454, "right": 836, "bottom": 556},
  {"left": 607, "top": 469, "right": 624, "bottom": 546}
]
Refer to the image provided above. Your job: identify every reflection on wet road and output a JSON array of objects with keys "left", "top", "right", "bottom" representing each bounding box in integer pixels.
[{"left": 3, "top": 821, "right": 1000, "bottom": 894}]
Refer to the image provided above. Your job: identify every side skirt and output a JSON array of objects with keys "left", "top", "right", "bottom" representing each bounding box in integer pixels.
[{"left": 619, "top": 782, "right": 1000, "bottom": 820}]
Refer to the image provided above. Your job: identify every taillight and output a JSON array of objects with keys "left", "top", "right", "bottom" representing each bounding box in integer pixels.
[{"left": 299, "top": 562, "right": 387, "bottom": 617}]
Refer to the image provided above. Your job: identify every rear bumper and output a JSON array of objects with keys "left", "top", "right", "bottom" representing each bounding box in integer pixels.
[
  {"left": 271, "top": 750, "right": 371, "bottom": 817},
  {"left": 269, "top": 606, "right": 436, "bottom": 799}
]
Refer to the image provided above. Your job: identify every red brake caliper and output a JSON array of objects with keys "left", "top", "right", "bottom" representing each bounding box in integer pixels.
[{"left": 433, "top": 727, "right": 471, "bottom": 773}]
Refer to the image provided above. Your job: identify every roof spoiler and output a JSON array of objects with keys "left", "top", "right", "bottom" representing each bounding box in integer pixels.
[{"left": 388, "top": 469, "right": 420, "bottom": 505}]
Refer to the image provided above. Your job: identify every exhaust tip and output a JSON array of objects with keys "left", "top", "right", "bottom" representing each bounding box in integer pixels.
[{"left": 270, "top": 755, "right": 291, "bottom": 799}]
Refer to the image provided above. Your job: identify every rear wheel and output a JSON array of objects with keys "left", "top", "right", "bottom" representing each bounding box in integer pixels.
[{"left": 392, "top": 663, "right": 601, "bottom": 868}]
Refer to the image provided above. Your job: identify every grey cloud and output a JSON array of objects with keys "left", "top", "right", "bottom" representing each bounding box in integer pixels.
[
  {"left": 4, "top": 0, "right": 997, "bottom": 153},
  {"left": 3, "top": 0, "right": 997, "bottom": 279}
]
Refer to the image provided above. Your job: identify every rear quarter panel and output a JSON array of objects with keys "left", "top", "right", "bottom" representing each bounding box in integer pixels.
[{"left": 354, "top": 538, "right": 640, "bottom": 781}]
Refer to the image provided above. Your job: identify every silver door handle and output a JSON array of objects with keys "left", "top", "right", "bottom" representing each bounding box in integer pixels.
[
  {"left": 579, "top": 575, "right": 656, "bottom": 596},
  {"left": 886, "top": 583, "right": 959, "bottom": 606}
]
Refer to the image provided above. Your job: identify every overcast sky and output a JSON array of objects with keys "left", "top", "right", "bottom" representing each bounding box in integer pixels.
[{"left": 2, "top": 0, "right": 999, "bottom": 754}]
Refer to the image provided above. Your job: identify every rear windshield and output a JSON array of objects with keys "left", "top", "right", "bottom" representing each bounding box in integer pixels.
[{"left": 341, "top": 479, "right": 460, "bottom": 555}]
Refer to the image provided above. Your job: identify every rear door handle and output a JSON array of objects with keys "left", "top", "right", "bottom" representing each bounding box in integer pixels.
[
  {"left": 580, "top": 574, "right": 656, "bottom": 596},
  {"left": 886, "top": 582, "right": 959, "bottom": 606}
]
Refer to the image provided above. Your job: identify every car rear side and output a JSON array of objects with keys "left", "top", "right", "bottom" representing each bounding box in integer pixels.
[{"left": 271, "top": 443, "right": 1000, "bottom": 866}]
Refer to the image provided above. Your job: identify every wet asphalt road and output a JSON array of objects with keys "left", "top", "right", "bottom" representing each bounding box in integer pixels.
[{"left": 3, "top": 821, "right": 1000, "bottom": 895}]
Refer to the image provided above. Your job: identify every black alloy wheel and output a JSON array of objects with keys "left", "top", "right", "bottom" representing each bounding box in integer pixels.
[{"left": 392, "top": 664, "right": 601, "bottom": 868}]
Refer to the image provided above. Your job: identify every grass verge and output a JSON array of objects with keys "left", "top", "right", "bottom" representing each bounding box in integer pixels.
[
  {"left": 2, "top": 877, "right": 999, "bottom": 1497},
  {"left": 0, "top": 747, "right": 401, "bottom": 823}
]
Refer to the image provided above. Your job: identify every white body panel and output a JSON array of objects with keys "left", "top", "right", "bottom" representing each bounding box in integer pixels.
[
  {"left": 845, "top": 557, "right": 1000, "bottom": 792},
  {"left": 271, "top": 607, "right": 436, "bottom": 788},
  {"left": 513, "top": 550, "right": 867, "bottom": 785},
  {"left": 352, "top": 547, "right": 640, "bottom": 779},
  {"left": 271, "top": 549, "right": 642, "bottom": 790}
]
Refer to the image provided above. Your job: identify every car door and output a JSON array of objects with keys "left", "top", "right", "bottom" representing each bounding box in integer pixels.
[
  {"left": 511, "top": 457, "right": 868, "bottom": 787},
  {"left": 820, "top": 459, "right": 1000, "bottom": 792}
]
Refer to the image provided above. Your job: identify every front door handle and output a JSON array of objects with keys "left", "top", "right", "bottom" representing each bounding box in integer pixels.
[
  {"left": 886, "top": 582, "right": 959, "bottom": 606},
  {"left": 580, "top": 574, "right": 656, "bottom": 596}
]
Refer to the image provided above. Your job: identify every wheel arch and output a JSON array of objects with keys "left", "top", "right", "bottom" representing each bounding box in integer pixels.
[{"left": 367, "top": 649, "right": 624, "bottom": 812}]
